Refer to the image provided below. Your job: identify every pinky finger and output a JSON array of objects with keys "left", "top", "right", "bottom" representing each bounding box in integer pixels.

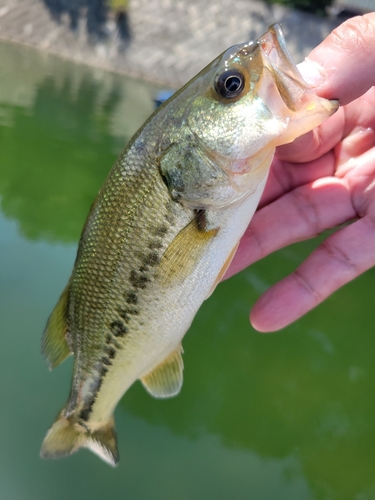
[{"left": 250, "top": 216, "right": 375, "bottom": 332}]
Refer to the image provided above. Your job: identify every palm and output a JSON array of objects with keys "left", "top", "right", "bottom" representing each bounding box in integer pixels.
[{"left": 227, "top": 86, "right": 375, "bottom": 331}]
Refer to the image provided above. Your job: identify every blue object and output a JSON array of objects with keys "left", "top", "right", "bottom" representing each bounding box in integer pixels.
[{"left": 154, "top": 90, "right": 174, "bottom": 108}]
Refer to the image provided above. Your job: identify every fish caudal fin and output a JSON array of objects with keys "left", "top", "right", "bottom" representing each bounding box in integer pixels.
[
  {"left": 42, "top": 284, "right": 72, "bottom": 369},
  {"left": 40, "top": 412, "right": 119, "bottom": 466}
]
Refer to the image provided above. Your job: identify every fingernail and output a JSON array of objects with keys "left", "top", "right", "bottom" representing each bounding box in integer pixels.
[{"left": 297, "top": 59, "right": 326, "bottom": 86}]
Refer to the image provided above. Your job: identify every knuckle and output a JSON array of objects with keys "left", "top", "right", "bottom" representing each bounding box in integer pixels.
[
  {"left": 320, "top": 238, "right": 358, "bottom": 274},
  {"left": 290, "top": 189, "right": 320, "bottom": 237},
  {"left": 294, "top": 268, "right": 324, "bottom": 304}
]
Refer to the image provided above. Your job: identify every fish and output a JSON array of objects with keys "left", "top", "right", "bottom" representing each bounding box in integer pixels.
[{"left": 40, "top": 24, "right": 338, "bottom": 466}]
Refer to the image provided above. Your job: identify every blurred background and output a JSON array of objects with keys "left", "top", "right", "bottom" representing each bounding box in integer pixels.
[
  {"left": 0, "top": 0, "right": 367, "bottom": 87},
  {"left": 1, "top": 0, "right": 375, "bottom": 499}
]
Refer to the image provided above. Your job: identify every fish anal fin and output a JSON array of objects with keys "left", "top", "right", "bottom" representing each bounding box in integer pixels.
[
  {"left": 40, "top": 411, "right": 119, "bottom": 467},
  {"left": 141, "top": 344, "right": 184, "bottom": 398},
  {"left": 157, "top": 215, "right": 218, "bottom": 286},
  {"left": 42, "top": 283, "right": 73, "bottom": 370},
  {"left": 206, "top": 241, "right": 239, "bottom": 299}
]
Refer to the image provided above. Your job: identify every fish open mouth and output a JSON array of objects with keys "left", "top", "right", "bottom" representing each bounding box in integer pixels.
[
  {"left": 258, "top": 24, "right": 311, "bottom": 113},
  {"left": 259, "top": 24, "right": 307, "bottom": 89}
]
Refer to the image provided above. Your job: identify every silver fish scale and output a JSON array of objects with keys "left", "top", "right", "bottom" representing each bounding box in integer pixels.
[{"left": 68, "top": 141, "right": 192, "bottom": 391}]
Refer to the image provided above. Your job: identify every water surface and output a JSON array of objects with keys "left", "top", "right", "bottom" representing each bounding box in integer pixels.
[{"left": 1, "top": 40, "right": 375, "bottom": 500}]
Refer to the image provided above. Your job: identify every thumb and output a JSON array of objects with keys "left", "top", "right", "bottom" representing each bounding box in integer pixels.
[{"left": 299, "top": 13, "right": 375, "bottom": 106}]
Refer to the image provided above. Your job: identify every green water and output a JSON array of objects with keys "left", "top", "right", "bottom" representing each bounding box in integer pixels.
[{"left": 1, "top": 40, "right": 375, "bottom": 500}]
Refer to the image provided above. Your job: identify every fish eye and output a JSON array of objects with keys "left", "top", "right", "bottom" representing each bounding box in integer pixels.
[{"left": 215, "top": 70, "right": 245, "bottom": 99}]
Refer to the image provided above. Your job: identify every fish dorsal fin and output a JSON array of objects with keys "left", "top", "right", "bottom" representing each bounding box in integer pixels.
[
  {"left": 141, "top": 345, "right": 184, "bottom": 398},
  {"left": 42, "top": 283, "right": 73, "bottom": 370},
  {"left": 157, "top": 214, "right": 218, "bottom": 286}
]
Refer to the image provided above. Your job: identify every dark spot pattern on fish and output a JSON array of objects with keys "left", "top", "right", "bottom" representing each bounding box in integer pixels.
[
  {"left": 139, "top": 251, "right": 160, "bottom": 272},
  {"left": 148, "top": 240, "right": 163, "bottom": 250},
  {"left": 79, "top": 407, "right": 92, "bottom": 422},
  {"left": 105, "top": 346, "right": 116, "bottom": 359},
  {"left": 153, "top": 224, "right": 168, "bottom": 237},
  {"left": 110, "top": 320, "right": 128, "bottom": 337},
  {"left": 102, "top": 356, "right": 112, "bottom": 366},
  {"left": 79, "top": 377, "right": 103, "bottom": 422},
  {"left": 105, "top": 330, "right": 122, "bottom": 350},
  {"left": 125, "top": 291, "right": 138, "bottom": 305},
  {"left": 143, "top": 252, "right": 160, "bottom": 267},
  {"left": 118, "top": 305, "right": 139, "bottom": 324},
  {"left": 130, "top": 270, "right": 150, "bottom": 289},
  {"left": 118, "top": 307, "right": 131, "bottom": 323},
  {"left": 78, "top": 334, "right": 124, "bottom": 422}
]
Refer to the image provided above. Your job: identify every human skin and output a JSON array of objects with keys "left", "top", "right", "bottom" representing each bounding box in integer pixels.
[{"left": 226, "top": 13, "right": 375, "bottom": 332}]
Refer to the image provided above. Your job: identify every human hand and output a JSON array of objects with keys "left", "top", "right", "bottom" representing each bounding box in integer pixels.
[{"left": 227, "top": 13, "right": 375, "bottom": 332}]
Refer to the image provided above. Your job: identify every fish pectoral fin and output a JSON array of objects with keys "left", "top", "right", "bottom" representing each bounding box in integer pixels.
[
  {"left": 42, "top": 283, "right": 73, "bottom": 370},
  {"left": 40, "top": 411, "right": 119, "bottom": 467},
  {"left": 141, "top": 344, "right": 184, "bottom": 398},
  {"left": 157, "top": 214, "right": 218, "bottom": 286},
  {"left": 206, "top": 241, "right": 239, "bottom": 299}
]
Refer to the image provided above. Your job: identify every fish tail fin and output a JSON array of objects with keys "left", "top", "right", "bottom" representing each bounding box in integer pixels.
[{"left": 40, "top": 411, "right": 119, "bottom": 466}]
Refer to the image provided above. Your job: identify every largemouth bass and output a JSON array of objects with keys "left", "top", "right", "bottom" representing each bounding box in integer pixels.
[{"left": 41, "top": 24, "right": 338, "bottom": 466}]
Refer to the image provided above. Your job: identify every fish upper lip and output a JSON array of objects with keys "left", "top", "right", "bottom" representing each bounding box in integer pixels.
[{"left": 259, "top": 23, "right": 307, "bottom": 89}]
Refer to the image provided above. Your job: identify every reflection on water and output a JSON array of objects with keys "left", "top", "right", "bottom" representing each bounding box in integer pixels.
[
  {"left": 1, "top": 40, "right": 375, "bottom": 500},
  {"left": 0, "top": 41, "right": 155, "bottom": 242}
]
